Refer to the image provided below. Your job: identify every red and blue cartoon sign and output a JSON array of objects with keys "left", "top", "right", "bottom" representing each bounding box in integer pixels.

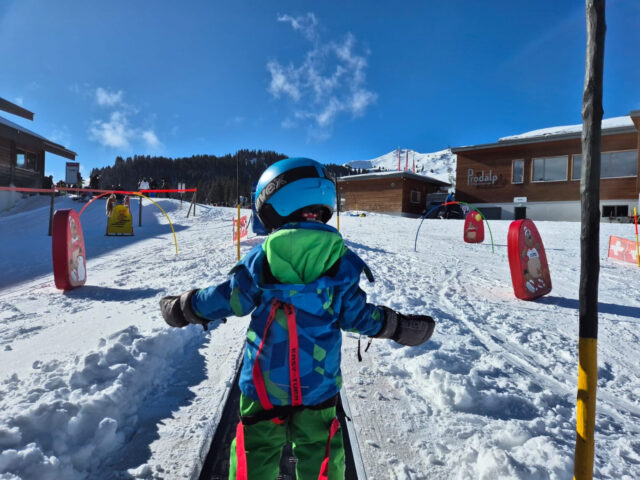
[
  {"left": 52, "top": 209, "right": 87, "bottom": 290},
  {"left": 463, "top": 211, "right": 485, "bottom": 243},
  {"left": 507, "top": 219, "right": 552, "bottom": 300}
]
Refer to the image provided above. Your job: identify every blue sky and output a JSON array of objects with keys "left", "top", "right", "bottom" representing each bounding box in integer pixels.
[{"left": 1, "top": 0, "right": 638, "bottom": 182}]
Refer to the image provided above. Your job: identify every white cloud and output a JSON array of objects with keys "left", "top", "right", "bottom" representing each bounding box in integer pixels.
[
  {"left": 14, "top": 97, "right": 23, "bottom": 106},
  {"left": 86, "top": 87, "right": 162, "bottom": 150},
  {"left": 141, "top": 130, "right": 160, "bottom": 148},
  {"left": 277, "top": 13, "right": 318, "bottom": 42},
  {"left": 95, "top": 87, "right": 124, "bottom": 107},
  {"left": 89, "top": 111, "right": 132, "bottom": 148},
  {"left": 267, "top": 14, "right": 377, "bottom": 137}
]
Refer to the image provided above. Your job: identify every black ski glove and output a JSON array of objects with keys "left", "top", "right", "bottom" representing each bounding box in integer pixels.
[
  {"left": 374, "top": 306, "right": 435, "bottom": 346},
  {"left": 160, "top": 289, "right": 213, "bottom": 331}
]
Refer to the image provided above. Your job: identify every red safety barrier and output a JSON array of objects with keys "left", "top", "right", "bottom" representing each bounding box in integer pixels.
[
  {"left": 0, "top": 185, "right": 196, "bottom": 194},
  {"left": 52, "top": 209, "right": 87, "bottom": 290},
  {"left": 463, "top": 210, "right": 484, "bottom": 243},
  {"left": 507, "top": 219, "right": 552, "bottom": 300}
]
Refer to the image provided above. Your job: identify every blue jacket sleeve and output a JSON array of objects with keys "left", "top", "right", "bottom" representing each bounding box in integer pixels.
[
  {"left": 338, "top": 279, "right": 384, "bottom": 336},
  {"left": 191, "top": 266, "right": 262, "bottom": 320}
]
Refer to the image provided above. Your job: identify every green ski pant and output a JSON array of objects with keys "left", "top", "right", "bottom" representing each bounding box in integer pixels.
[{"left": 229, "top": 393, "right": 345, "bottom": 479}]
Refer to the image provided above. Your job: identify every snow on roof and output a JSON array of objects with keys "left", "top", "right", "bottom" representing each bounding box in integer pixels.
[{"left": 499, "top": 115, "right": 635, "bottom": 142}]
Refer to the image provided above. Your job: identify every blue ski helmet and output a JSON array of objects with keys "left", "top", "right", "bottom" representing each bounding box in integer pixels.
[{"left": 255, "top": 157, "right": 336, "bottom": 230}]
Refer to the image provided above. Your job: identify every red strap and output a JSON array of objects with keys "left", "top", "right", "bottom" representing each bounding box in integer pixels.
[
  {"left": 235, "top": 421, "right": 248, "bottom": 479},
  {"left": 283, "top": 302, "right": 302, "bottom": 406},
  {"left": 251, "top": 299, "right": 303, "bottom": 417},
  {"left": 317, "top": 417, "right": 341, "bottom": 480},
  {"left": 252, "top": 300, "right": 279, "bottom": 411}
]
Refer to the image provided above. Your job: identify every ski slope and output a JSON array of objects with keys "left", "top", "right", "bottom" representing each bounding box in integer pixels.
[{"left": 0, "top": 195, "right": 639, "bottom": 479}]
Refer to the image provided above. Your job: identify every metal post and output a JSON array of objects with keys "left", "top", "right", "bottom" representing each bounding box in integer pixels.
[{"left": 138, "top": 196, "right": 143, "bottom": 227}]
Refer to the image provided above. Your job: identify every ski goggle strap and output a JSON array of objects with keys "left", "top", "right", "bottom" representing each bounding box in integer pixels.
[
  {"left": 317, "top": 417, "right": 341, "bottom": 480},
  {"left": 252, "top": 299, "right": 302, "bottom": 424}
]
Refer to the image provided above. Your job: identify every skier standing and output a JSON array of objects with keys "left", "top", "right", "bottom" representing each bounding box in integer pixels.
[{"left": 160, "top": 157, "right": 435, "bottom": 479}]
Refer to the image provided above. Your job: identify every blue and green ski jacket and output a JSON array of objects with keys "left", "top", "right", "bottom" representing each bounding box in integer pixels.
[{"left": 192, "top": 221, "right": 384, "bottom": 407}]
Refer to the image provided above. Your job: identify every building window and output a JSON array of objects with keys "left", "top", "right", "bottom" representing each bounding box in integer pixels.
[
  {"left": 602, "top": 205, "right": 629, "bottom": 218},
  {"left": 410, "top": 190, "right": 420, "bottom": 204},
  {"left": 571, "top": 155, "right": 581, "bottom": 181},
  {"left": 512, "top": 159, "right": 524, "bottom": 184},
  {"left": 16, "top": 150, "right": 38, "bottom": 172},
  {"left": 572, "top": 150, "right": 637, "bottom": 180},
  {"left": 532, "top": 156, "right": 567, "bottom": 182}
]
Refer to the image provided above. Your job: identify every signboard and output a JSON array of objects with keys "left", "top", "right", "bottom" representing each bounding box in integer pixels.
[
  {"left": 507, "top": 219, "right": 552, "bottom": 300},
  {"left": 513, "top": 197, "right": 527, "bottom": 204},
  {"left": 608, "top": 236, "right": 638, "bottom": 265},
  {"left": 463, "top": 211, "right": 484, "bottom": 243},
  {"left": 106, "top": 204, "right": 134, "bottom": 235},
  {"left": 233, "top": 215, "right": 249, "bottom": 241},
  {"left": 467, "top": 168, "right": 498, "bottom": 185},
  {"left": 52, "top": 209, "right": 87, "bottom": 290},
  {"left": 65, "top": 162, "right": 80, "bottom": 185}
]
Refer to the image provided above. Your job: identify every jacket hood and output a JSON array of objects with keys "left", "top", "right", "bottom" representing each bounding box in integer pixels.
[{"left": 259, "top": 222, "right": 350, "bottom": 315}]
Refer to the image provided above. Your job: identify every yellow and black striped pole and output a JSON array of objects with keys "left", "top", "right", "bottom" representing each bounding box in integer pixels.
[{"left": 574, "top": 1, "right": 605, "bottom": 478}]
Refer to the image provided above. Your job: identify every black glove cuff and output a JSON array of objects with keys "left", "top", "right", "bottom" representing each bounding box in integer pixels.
[
  {"left": 179, "top": 289, "right": 203, "bottom": 325},
  {"left": 373, "top": 306, "right": 398, "bottom": 339}
]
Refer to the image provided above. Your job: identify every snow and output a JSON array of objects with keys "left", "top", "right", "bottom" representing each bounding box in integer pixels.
[
  {"left": 499, "top": 116, "right": 635, "bottom": 142},
  {"left": 345, "top": 148, "right": 457, "bottom": 186},
  {"left": 1, "top": 194, "right": 640, "bottom": 479}
]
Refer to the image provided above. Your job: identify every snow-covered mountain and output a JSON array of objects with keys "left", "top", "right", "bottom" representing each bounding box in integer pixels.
[{"left": 345, "top": 148, "right": 457, "bottom": 186}]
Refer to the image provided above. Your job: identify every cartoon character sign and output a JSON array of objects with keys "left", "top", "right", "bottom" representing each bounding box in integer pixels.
[
  {"left": 463, "top": 211, "right": 485, "bottom": 243},
  {"left": 507, "top": 219, "right": 552, "bottom": 300},
  {"left": 52, "top": 209, "right": 87, "bottom": 290}
]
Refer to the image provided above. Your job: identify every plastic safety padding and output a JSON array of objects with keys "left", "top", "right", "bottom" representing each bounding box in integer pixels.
[
  {"left": 52, "top": 209, "right": 87, "bottom": 290},
  {"left": 507, "top": 219, "right": 552, "bottom": 300},
  {"left": 463, "top": 210, "right": 485, "bottom": 243}
]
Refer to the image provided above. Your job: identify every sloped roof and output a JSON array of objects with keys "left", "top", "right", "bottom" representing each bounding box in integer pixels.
[
  {"left": 452, "top": 113, "right": 637, "bottom": 153},
  {"left": 0, "top": 114, "right": 76, "bottom": 160}
]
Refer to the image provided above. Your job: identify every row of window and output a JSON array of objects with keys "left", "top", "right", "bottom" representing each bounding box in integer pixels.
[{"left": 511, "top": 150, "right": 638, "bottom": 183}]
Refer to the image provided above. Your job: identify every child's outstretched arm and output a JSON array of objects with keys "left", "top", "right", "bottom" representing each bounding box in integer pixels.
[
  {"left": 159, "top": 267, "right": 260, "bottom": 330},
  {"left": 339, "top": 279, "right": 435, "bottom": 346}
]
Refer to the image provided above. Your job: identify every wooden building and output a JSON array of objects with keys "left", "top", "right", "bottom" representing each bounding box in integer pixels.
[
  {"left": 336, "top": 170, "right": 450, "bottom": 217},
  {"left": 0, "top": 97, "right": 76, "bottom": 190},
  {"left": 452, "top": 111, "right": 640, "bottom": 221}
]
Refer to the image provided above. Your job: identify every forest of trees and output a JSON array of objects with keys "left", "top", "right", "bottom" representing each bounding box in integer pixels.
[{"left": 90, "top": 150, "right": 366, "bottom": 206}]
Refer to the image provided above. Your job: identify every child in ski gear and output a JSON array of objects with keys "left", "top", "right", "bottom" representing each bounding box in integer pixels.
[{"left": 160, "top": 157, "right": 435, "bottom": 479}]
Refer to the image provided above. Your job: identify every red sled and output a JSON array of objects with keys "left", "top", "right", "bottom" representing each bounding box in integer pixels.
[
  {"left": 507, "top": 219, "right": 552, "bottom": 300},
  {"left": 52, "top": 209, "right": 87, "bottom": 290},
  {"left": 463, "top": 211, "right": 485, "bottom": 243}
]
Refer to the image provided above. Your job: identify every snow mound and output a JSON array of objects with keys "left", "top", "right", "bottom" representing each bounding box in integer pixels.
[{"left": 0, "top": 325, "right": 200, "bottom": 479}]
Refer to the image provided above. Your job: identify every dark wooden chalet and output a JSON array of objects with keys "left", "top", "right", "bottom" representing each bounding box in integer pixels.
[
  {"left": 0, "top": 97, "right": 76, "bottom": 189},
  {"left": 336, "top": 170, "right": 450, "bottom": 217}
]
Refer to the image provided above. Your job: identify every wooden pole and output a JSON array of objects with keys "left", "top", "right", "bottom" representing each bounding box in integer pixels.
[
  {"left": 47, "top": 189, "right": 55, "bottom": 236},
  {"left": 574, "top": 1, "right": 605, "bottom": 479}
]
